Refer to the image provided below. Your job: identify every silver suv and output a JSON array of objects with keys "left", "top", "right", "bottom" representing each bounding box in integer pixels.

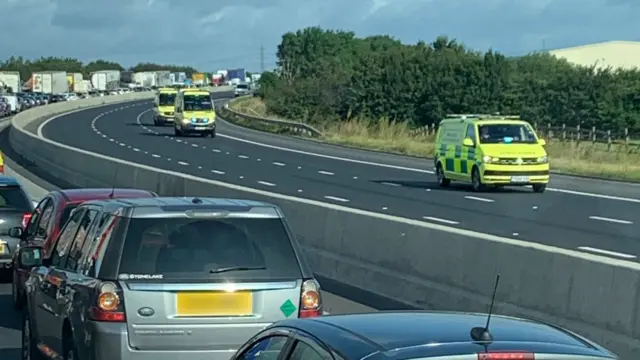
[{"left": 18, "top": 197, "right": 323, "bottom": 360}]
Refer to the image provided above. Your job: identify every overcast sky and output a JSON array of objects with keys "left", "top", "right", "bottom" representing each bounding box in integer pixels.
[{"left": 1, "top": 0, "right": 638, "bottom": 71}]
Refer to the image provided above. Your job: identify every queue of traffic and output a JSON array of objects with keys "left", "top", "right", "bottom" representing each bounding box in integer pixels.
[{"left": 0, "top": 95, "right": 617, "bottom": 359}]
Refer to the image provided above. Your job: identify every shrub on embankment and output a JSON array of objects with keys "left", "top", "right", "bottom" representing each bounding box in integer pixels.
[{"left": 257, "top": 27, "right": 640, "bottom": 138}]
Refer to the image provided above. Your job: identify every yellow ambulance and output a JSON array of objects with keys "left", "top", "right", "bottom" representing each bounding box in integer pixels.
[{"left": 434, "top": 114, "right": 549, "bottom": 193}]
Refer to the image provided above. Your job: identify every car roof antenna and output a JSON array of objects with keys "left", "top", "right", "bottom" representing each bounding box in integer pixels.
[
  {"left": 108, "top": 168, "right": 118, "bottom": 199},
  {"left": 470, "top": 274, "right": 500, "bottom": 343}
]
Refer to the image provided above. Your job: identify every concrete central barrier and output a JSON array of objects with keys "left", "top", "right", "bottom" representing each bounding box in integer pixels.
[{"left": 8, "top": 93, "right": 639, "bottom": 359}]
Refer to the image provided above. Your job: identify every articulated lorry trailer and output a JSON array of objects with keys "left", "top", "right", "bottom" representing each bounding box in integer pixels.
[
  {"left": 0, "top": 71, "right": 21, "bottom": 93},
  {"left": 90, "top": 70, "right": 121, "bottom": 91},
  {"left": 32, "top": 71, "right": 67, "bottom": 94}
]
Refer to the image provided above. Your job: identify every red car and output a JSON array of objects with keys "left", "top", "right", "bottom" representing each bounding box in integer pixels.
[{"left": 10, "top": 188, "right": 157, "bottom": 309}]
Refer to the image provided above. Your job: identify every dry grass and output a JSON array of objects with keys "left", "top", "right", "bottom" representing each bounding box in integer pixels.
[{"left": 227, "top": 97, "right": 640, "bottom": 182}]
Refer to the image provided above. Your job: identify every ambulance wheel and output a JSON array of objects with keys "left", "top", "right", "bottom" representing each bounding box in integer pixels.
[
  {"left": 471, "top": 167, "right": 485, "bottom": 192},
  {"left": 532, "top": 184, "right": 546, "bottom": 193},
  {"left": 436, "top": 163, "right": 450, "bottom": 187},
  {"left": 174, "top": 128, "right": 182, "bottom": 137}
]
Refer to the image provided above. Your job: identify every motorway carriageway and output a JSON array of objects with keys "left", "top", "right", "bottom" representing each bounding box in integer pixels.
[
  {"left": 0, "top": 165, "right": 374, "bottom": 359},
  {"left": 38, "top": 100, "right": 640, "bottom": 260}
]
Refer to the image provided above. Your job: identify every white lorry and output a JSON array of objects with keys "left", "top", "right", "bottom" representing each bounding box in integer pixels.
[
  {"left": 32, "top": 71, "right": 67, "bottom": 94},
  {"left": 133, "top": 72, "right": 157, "bottom": 87},
  {"left": 0, "top": 71, "right": 21, "bottom": 93},
  {"left": 90, "top": 70, "right": 121, "bottom": 92},
  {"left": 156, "top": 71, "right": 171, "bottom": 87}
]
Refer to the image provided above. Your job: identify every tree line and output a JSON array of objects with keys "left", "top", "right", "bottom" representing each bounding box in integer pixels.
[
  {"left": 0, "top": 56, "right": 200, "bottom": 81},
  {"left": 257, "top": 27, "right": 640, "bottom": 136}
]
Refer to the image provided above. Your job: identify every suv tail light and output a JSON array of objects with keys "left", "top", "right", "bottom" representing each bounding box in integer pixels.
[
  {"left": 299, "top": 279, "right": 323, "bottom": 318},
  {"left": 21, "top": 213, "right": 32, "bottom": 229},
  {"left": 89, "top": 281, "right": 126, "bottom": 322},
  {"left": 0, "top": 164, "right": 4, "bottom": 174},
  {"left": 478, "top": 352, "right": 534, "bottom": 359}
]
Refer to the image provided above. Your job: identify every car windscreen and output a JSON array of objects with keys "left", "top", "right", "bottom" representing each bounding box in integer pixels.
[
  {"left": 158, "top": 93, "right": 176, "bottom": 106},
  {"left": 59, "top": 204, "right": 79, "bottom": 229},
  {"left": 478, "top": 124, "right": 538, "bottom": 144},
  {"left": 183, "top": 94, "right": 213, "bottom": 111},
  {"left": 0, "top": 185, "right": 32, "bottom": 212},
  {"left": 118, "top": 217, "right": 302, "bottom": 281}
]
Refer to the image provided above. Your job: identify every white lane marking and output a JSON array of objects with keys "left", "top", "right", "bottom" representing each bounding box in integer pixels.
[
  {"left": 178, "top": 161, "right": 189, "bottom": 166},
  {"left": 216, "top": 131, "right": 434, "bottom": 174},
  {"left": 318, "top": 171, "right": 334, "bottom": 175},
  {"left": 548, "top": 188, "right": 640, "bottom": 203},
  {"left": 192, "top": 144, "right": 198, "bottom": 147},
  {"left": 464, "top": 196, "right": 495, "bottom": 203},
  {"left": 213, "top": 149, "right": 221, "bottom": 153},
  {"left": 238, "top": 155, "right": 249, "bottom": 159},
  {"left": 212, "top": 170, "right": 225, "bottom": 175},
  {"left": 324, "top": 196, "right": 349, "bottom": 202},
  {"left": 32, "top": 102, "right": 640, "bottom": 270},
  {"left": 423, "top": 216, "right": 459, "bottom": 225},
  {"left": 577, "top": 246, "right": 636, "bottom": 259},
  {"left": 257, "top": 181, "right": 276, "bottom": 187},
  {"left": 588, "top": 216, "right": 633, "bottom": 224},
  {"left": 152, "top": 154, "right": 160, "bottom": 158},
  {"left": 297, "top": 189, "right": 303, "bottom": 192},
  {"left": 381, "top": 182, "right": 400, "bottom": 187},
  {"left": 272, "top": 162, "right": 286, "bottom": 166},
  {"left": 133, "top": 148, "right": 140, "bottom": 152}
]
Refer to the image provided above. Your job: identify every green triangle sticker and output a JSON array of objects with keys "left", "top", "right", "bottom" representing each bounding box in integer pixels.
[{"left": 280, "top": 299, "right": 297, "bottom": 318}]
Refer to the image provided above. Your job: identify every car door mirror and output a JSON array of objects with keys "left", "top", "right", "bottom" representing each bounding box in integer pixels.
[
  {"left": 8, "top": 226, "right": 23, "bottom": 238},
  {"left": 538, "top": 138, "right": 546, "bottom": 146},
  {"left": 18, "top": 246, "right": 43, "bottom": 269},
  {"left": 462, "top": 138, "right": 475, "bottom": 147}
]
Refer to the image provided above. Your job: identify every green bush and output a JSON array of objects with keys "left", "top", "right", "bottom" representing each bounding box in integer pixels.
[{"left": 258, "top": 27, "right": 640, "bottom": 137}]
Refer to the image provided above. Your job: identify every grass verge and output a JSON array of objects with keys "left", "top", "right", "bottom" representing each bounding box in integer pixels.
[{"left": 225, "top": 96, "right": 640, "bottom": 182}]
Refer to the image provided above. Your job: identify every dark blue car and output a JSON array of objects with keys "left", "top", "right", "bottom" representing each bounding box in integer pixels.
[{"left": 229, "top": 311, "right": 618, "bottom": 360}]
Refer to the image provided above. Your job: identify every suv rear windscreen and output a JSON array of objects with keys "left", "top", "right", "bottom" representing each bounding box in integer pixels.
[
  {"left": 118, "top": 217, "right": 302, "bottom": 281},
  {"left": 0, "top": 185, "right": 32, "bottom": 212}
]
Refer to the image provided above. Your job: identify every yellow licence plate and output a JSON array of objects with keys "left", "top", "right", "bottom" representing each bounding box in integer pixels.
[{"left": 176, "top": 291, "right": 252, "bottom": 316}]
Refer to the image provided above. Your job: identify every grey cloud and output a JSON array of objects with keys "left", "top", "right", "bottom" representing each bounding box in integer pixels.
[{"left": 1, "top": 0, "right": 639, "bottom": 70}]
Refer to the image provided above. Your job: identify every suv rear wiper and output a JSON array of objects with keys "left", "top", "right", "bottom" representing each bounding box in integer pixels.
[{"left": 209, "top": 266, "right": 266, "bottom": 274}]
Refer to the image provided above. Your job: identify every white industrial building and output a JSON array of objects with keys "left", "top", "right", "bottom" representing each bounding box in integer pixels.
[{"left": 548, "top": 40, "right": 640, "bottom": 70}]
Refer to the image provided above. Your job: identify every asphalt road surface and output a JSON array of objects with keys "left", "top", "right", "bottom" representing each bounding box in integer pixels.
[{"left": 39, "top": 100, "right": 640, "bottom": 261}]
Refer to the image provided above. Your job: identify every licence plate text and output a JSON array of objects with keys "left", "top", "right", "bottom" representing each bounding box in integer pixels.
[
  {"left": 510, "top": 176, "right": 529, "bottom": 183},
  {"left": 176, "top": 291, "right": 252, "bottom": 316}
]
